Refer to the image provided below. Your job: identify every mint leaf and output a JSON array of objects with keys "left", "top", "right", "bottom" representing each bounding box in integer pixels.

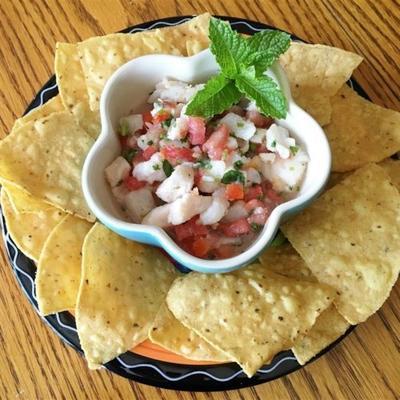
[
  {"left": 235, "top": 68, "right": 287, "bottom": 119},
  {"left": 247, "top": 30, "right": 291, "bottom": 73},
  {"left": 209, "top": 18, "right": 250, "bottom": 78},
  {"left": 185, "top": 74, "right": 242, "bottom": 118}
]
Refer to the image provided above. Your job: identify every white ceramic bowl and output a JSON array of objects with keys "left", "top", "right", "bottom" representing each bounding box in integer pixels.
[{"left": 82, "top": 49, "right": 331, "bottom": 273}]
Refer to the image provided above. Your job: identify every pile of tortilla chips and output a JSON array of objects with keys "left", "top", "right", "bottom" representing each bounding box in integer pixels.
[{"left": 0, "top": 13, "right": 399, "bottom": 377}]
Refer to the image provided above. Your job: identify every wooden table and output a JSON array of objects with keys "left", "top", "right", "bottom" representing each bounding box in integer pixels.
[{"left": 0, "top": 1, "right": 399, "bottom": 399}]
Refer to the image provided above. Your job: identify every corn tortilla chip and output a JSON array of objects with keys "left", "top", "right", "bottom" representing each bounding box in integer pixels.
[
  {"left": 78, "top": 13, "right": 210, "bottom": 110},
  {"left": 167, "top": 270, "right": 334, "bottom": 377},
  {"left": 36, "top": 215, "right": 93, "bottom": 316},
  {"left": 1, "top": 189, "right": 65, "bottom": 262},
  {"left": 55, "top": 42, "right": 100, "bottom": 138},
  {"left": 1, "top": 182, "right": 54, "bottom": 214},
  {"left": 0, "top": 111, "right": 95, "bottom": 222},
  {"left": 13, "top": 96, "right": 64, "bottom": 131},
  {"left": 258, "top": 243, "right": 316, "bottom": 282},
  {"left": 76, "top": 223, "right": 178, "bottom": 368},
  {"left": 282, "top": 163, "right": 400, "bottom": 324},
  {"left": 280, "top": 43, "right": 362, "bottom": 126},
  {"left": 292, "top": 304, "right": 349, "bottom": 365},
  {"left": 149, "top": 303, "right": 230, "bottom": 362},
  {"left": 326, "top": 85, "right": 400, "bottom": 172},
  {"left": 326, "top": 171, "right": 351, "bottom": 190},
  {"left": 380, "top": 158, "right": 400, "bottom": 191},
  {"left": 258, "top": 245, "right": 349, "bottom": 364}
]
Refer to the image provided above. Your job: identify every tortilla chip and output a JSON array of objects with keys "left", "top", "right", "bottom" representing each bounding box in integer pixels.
[
  {"left": 13, "top": 96, "right": 64, "bottom": 130},
  {"left": 167, "top": 270, "right": 334, "bottom": 377},
  {"left": 380, "top": 158, "right": 400, "bottom": 191},
  {"left": 326, "top": 171, "right": 351, "bottom": 190},
  {"left": 76, "top": 223, "right": 178, "bottom": 368},
  {"left": 282, "top": 163, "right": 400, "bottom": 324},
  {"left": 326, "top": 85, "right": 400, "bottom": 172},
  {"left": 292, "top": 304, "right": 349, "bottom": 365},
  {"left": 55, "top": 42, "right": 100, "bottom": 138},
  {"left": 149, "top": 303, "right": 230, "bottom": 362},
  {"left": 258, "top": 243, "right": 317, "bottom": 282},
  {"left": 0, "top": 111, "right": 95, "bottom": 222},
  {"left": 280, "top": 43, "right": 362, "bottom": 126},
  {"left": 1, "top": 189, "right": 65, "bottom": 262},
  {"left": 1, "top": 182, "right": 54, "bottom": 214},
  {"left": 258, "top": 245, "right": 349, "bottom": 364},
  {"left": 36, "top": 215, "right": 93, "bottom": 315},
  {"left": 78, "top": 13, "right": 210, "bottom": 110}
]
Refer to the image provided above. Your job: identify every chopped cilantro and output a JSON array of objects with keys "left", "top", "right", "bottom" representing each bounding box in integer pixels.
[
  {"left": 122, "top": 148, "right": 138, "bottom": 163},
  {"left": 196, "top": 159, "right": 212, "bottom": 169},
  {"left": 152, "top": 164, "right": 161, "bottom": 171},
  {"left": 290, "top": 145, "right": 299, "bottom": 156},
  {"left": 233, "top": 160, "right": 243, "bottom": 170},
  {"left": 245, "top": 142, "right": 257, "bottom": 157},
  {"left": 250, "top": 222, "right": 263, "bottom": 232},
  {"left": 221, "top": 169, "right": 245, "bottom": 184},
  {"left": 147, "top": 140, "right": 154, "bottom": 146},
  {"left": 162, "top": 159, "right": 174, "bottom": 177},
  {"left": 162, "top": 118, "right": 173, "bottom": 129},
  {"left": 271, "top": 140, "right": 276, "bottom": 147},
  {"left": 236, "top": 121, "right": 244, "bottom": 128}
]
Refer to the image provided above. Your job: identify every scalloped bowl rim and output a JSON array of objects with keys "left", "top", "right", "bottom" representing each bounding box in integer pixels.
[{"left": 82, "top": 49, "right": 331, "bottom": 273}]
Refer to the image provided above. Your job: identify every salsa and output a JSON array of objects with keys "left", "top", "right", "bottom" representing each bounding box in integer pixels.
[{"left": 105, "top": 79, "right": 309, "bottom": 259}]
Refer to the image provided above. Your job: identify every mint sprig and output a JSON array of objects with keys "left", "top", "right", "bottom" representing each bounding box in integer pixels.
[
  {"left": 209, "top": 17, "right": 251, "bottom": 78},
  {"left": 235, "top": 67, "right": 287, "bottom": 119},
  {"left": 185, "top": 74, "right": 242, "bottom": 118},
  {"left": 186, "top": 18, "right": 290, "bottom": 120}
]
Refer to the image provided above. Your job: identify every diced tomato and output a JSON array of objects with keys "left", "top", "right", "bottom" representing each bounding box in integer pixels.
[
  {"left": 246, "top": 110, "right": 274, "bottom": 128},
  {"left": 153, "top": 110, "right": 171, "bottom": 124},
  {"left": 225, "top": 183, "right": 244, "bottom": 201},
  {"left": 161, "top": 145, "right": 194, "bottom": 165},
  {"left": 247, "top": 207, "right": 270, "bottom": 225},
  {"left": 245, "top": 199, "right": 264, "bottom": 212},
  {"left": 119, "top": 135, "right": 128, "bottom": 148},
  {"left": 175, "top": 237, "right": 193, "bottom": 254},
  {"left": 142, "top": 146, "right": 157, "bottom": 161},
  {"left": 265, "top": 188, "right": 283, "bottom": 204},
  {"left": 174, "top": 217, "right": 209, "bottom": 241},
  {"left": 215, "top": 244, "right": 235, "bottom": 259},
  {"left": 244, "top": 185, "right": 263, "bottom": 202},
  {"left": 220, "top": 218, "right": 250, "bottom": 237},
  {"left": 202, "top": 124, "right": 229, "bottom": 160},
  {"left": 261, "top": 180, "right": 273, "bottom": 192},
  {"left": 188, "top": 117, "right": 206, "bottom": 145},
  {"left": 192, "top": 237, "right": 212, "bottom": 258},
  {"left": 142, "top": 111, "right": 153, "bottom": 125},
  {"left": 123, "top": 176, "right": 146, "bottom": 191}
]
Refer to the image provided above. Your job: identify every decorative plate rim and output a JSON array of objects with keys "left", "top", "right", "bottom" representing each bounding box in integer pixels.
[{"left": 1, "top": 15, "right": 360, "bottom": 392}]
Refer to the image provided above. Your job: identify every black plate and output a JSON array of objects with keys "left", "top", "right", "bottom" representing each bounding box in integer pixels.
[{"left": 1, "top": 16, "right": 362, "bottom": 392}]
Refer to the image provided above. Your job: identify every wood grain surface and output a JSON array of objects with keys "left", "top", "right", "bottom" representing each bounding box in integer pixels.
[{"left": 0, "top": 1, "right": 399, "bottom": 399}]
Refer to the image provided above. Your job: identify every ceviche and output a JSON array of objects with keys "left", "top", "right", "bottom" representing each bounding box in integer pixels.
[{"left": 105, "top": 79, "right": 308, "bottom": 259}]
